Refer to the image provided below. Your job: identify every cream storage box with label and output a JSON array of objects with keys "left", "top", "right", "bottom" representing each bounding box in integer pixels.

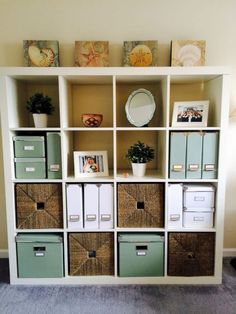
[{"left": 0, "top": 66, "right": 230, "bottom": 285}]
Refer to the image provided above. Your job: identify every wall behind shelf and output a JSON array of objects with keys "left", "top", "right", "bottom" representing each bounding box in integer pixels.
[{"left": 0, "top": 0, "right": 236, "bottom": 250}]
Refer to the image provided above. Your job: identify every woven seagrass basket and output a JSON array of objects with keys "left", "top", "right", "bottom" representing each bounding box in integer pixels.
[
  {"left": 69, "top": 232, "right": 114, "bottom": 276},
  {"left": 168, "top": 232, "right": 215, "bottom": 276},
  {"left": 117, "top": 183, "right": 164, "bottom": 228},
  {"left": 15, "top": 183, "right": 63, "bottom": 229}
]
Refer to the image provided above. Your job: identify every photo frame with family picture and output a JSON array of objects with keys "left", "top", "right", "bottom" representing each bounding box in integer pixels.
[
  {"left": 172, "top": 100, "right": 209, "bottom": 127},
  {"left": 74, "top": 151, "right": 109, "bottom": 178}
]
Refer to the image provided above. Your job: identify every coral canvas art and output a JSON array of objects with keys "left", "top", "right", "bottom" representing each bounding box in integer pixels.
[
  {"left": 171, "top": 40, "right": 206, "bottom": 66},
  {"left": 75, "top": 41, "right": 109, "bottom": 67},
  {"left": 23, "top": 40, "right": 59, "bottom": 67},
  {"left": 123, "top": 41, "right": 158, "bottom": 67}
]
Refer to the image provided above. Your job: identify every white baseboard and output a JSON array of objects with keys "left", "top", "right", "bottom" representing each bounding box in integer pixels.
[
  {"left": 0, "top": 249, "right": 8, "bottom": 258},
  {"left": 0, "top": 248, "right": 236, "bottom": 259},
  {"left": 223, "top": 248, "right": 236, "bottom": 257}
]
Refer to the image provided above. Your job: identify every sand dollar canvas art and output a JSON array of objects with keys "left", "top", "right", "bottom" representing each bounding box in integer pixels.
[{"left": 123, "top": 41, "right": 158, "bottom": 67}]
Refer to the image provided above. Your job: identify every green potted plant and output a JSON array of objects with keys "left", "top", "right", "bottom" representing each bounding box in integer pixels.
[
  {"left": 26, "top": 92, "right": 55, "bottom": 128},
  {"left": 125, "top": 141, "right": 154, "bottom": 177}
]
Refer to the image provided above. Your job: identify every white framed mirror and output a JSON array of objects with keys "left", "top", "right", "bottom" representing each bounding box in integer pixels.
[{"left": 125, "top": 88, "right": 156, "bottom": 127}]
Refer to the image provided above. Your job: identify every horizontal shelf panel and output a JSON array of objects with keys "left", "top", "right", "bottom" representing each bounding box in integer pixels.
[
  {"left": 116, "top": 127, "right": 166, "bottom": 131},
  {"left": 63, "top": 127, "right": 114, "bottom": 131},
  {"left": 13, "top": 179, "right": 63, "bottom": 183},
  {"left": 116, "top": 170, "right": 165, "bottom": 182},
  {"left": 169, "top": 127, "right": 221, "bottom": 131},
  {"left": 116, "top": 228, "right": 165, "bottom": 232},
  {"left": 66, "top": 175, "right": 114, "bottom": 183},
  {"left": 10, "top": 275, "right": 221, "bottom": 285},
  {"left": 167, "top": 228, "right": 216, "bottom": 232},
  {"left": 66, "top": 229, "right": 115, "bottom": 233},
  {"left": 168, "top": 179, "right": 218, "bottom": 183},
  {"left": 10, "top": 127, "right": 61, "bottom": 132},
  {"left": 15, "top": 229, "right": 64, "bottom": 233}
]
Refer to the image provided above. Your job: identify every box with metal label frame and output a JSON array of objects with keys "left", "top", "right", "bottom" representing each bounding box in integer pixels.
[
  {"left": 118, "top": 233, "right": 164, "bottom": 277},
  {"left": 16, "top": 233, "right": 64, "bottom": 278}
]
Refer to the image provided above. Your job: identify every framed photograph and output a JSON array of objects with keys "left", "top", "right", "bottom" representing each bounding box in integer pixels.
[
  {"left": 74, "top": 41, "right": 109, "bottom": 67},
  {"left": 23, "top": 40, "right": 59, "bottom": 67},
  {"left": 123, "top": 40, "right": 158, "bottom": 67},
  {"left": 172, "top": 100, "right": 209, "bottom": 127},
  {"left": 171, "top": 40, "right": 206, "bottom": 67},
  {"left": 74, "top": 151, "right": 109, "bottom": 177}
]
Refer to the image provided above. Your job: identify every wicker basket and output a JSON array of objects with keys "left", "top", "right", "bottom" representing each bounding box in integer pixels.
[
  {"left": 15, "top": 183, "right": 63, "bottom": 229},
  {"left": 168, "top": 232, "right": 215, "bottom": 276},
  {"left": 69, "top": 232, "right": 114, "bottom": 276},
  {"left": 117, "top": 183, "right": 164, "bottom": 228}
]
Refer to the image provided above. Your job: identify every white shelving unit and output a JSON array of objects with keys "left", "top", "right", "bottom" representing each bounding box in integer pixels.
[{"left": 0, "top": 66, "right": 230, "bottom": 285}]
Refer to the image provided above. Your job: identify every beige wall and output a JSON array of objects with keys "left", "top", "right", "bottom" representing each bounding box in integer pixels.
[{"left": 0, "top": 0, "right": 236, "bottom": 250}]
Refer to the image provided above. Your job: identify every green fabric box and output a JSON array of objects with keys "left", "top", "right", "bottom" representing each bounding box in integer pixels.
[
  {"left": 16, "top": 233, "right": 64, "bottom": 278},
  {"left": 46, "top": 132, "right": 62, "bottom": 179},
  {"left": 13, "top": 136, "right": 45, "bottom": 158},
  {"left": 118, "top": 233, "right": 164, "bottom": 277},
  {"left": 14, "top": 158, "right": 46, "bottom": 179}
]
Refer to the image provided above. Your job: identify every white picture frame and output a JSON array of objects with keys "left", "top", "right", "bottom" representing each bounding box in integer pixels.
[
  {"left": 172, "top": 100, "right": 209, "bottom": 127},
  {"left": 74, "top": 151, "right": 109, "bottom": 178}
]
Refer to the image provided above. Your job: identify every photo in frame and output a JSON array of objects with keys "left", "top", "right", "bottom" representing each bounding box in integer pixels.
[
  {"left": 74, "top": 151, "right": 109, "bottom": 177},
  {"left": 172, "top": 100, "right": 209, "bottom": 127}
]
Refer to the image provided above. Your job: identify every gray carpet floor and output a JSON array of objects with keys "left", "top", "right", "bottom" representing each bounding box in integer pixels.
[{"left": 0, "top": 258, "right": 235, "bottom": 314}]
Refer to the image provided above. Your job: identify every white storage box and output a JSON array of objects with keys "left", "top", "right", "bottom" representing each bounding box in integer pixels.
[
  {"left": 66, "top": 184, "right": 83, "bottom": 229},
  {"left": 84, "top": 184, "right": 99, "bottom": 229},
  {"left": 167, "top": 184, "right": 183, "bottom": 229},
  {"left": 183, "top": 184, "right": 215, "bottom": 210},
  {"left": 183, "top": 210, "right": 214, "bottom": 228},
  {"left": 99, "top": 184, "right": 113, "bottom": 229}
]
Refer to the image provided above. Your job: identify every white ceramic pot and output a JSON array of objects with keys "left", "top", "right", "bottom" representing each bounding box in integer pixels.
[
  {"left": 131, "top": 163, "right": 147, "bottom": 177},
  {"left": 33, "top": 113, "right": 48, "bottom": 128}
]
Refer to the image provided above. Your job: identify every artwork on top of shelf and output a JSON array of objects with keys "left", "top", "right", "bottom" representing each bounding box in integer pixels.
[
  {"left": 171, "top": 40, "right": 206, "bottom": 66},
  {"left": 123, "top": 40, "right": 158, "bottom": 67},
  {"left": 172, "top": 100, "right": 209, "bottom": 127},
  {"left": 125, "top": 88, "right": 156, "bottom": 127},
  {"left": 74, "top": 151, "right": 109, "bottom": 177},
  {"left": 23, "top": 40, "right": 59, "bottom": 67},
  {"left": 74, "top": 41, "right": 109, "bottom": 67}
]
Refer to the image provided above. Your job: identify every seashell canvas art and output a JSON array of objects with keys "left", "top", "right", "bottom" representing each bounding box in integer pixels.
[
  {"left": 123, "top": 41, "right": 158, "bottom": 67},
  {"left": 23, "top": 40, "right": 59, "bottom": 67},
  {"left": 171, "top": 40, "right": 206, "bottom": 66},
  {"left": 74, "top": 41, "right": 109, "bottom": 67}
]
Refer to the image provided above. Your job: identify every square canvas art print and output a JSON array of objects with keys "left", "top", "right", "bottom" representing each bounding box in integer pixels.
[
  {"left": 23, "top": 40, "right": 59, "bottom": 67},
  {"left": 123, "top": 41, "right": 158, "bottom": 67},
  {"left": 171, "top": 40, "right": 206, "bottom": 66},
  {"left": 74, "top": 41, "right": 109, "bottom": 67}
]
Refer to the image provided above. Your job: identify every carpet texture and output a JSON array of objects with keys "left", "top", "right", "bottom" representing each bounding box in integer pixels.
[{"left": 0, "top": 258, "right": 235, "bottom": 314}]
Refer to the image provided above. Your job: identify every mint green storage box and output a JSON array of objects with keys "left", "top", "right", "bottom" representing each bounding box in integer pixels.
[
  {"left": 14, "top": 158, "right": 46, "bottom": 179},
  {"left": 13, "top": 136, "right": 45, "bottom": 158},
  {"left": 16, "top": 233, "right": 64, "bottom": 278},
  {"left": 118, "top": 233, "right": 164, "bottom": 277}
]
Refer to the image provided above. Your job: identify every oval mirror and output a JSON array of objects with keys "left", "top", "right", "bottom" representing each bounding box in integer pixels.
[{"left": 125, "top": 88, "right": 156, "bottom": 127}]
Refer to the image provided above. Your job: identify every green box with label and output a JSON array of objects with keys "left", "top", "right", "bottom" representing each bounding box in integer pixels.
[
  {"left": 14, "top": 158, "right": 46, "bottom": 179},
  {"left": 13, "top": 136, "right": 45, "bottom": 158},
  {"left": 118, "top": 233, "right": 164, "bottom": 277},
  {"left": 16, "top": 233, "right": 64, "bottom": 278}
]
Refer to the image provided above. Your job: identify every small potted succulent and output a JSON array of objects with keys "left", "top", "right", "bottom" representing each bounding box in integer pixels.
[
  {"left": 26, "top": 92, "right": 55, "bottom": 128},
  {"left": 125, "top": 141, "right": 154, "bottom": 177}
]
